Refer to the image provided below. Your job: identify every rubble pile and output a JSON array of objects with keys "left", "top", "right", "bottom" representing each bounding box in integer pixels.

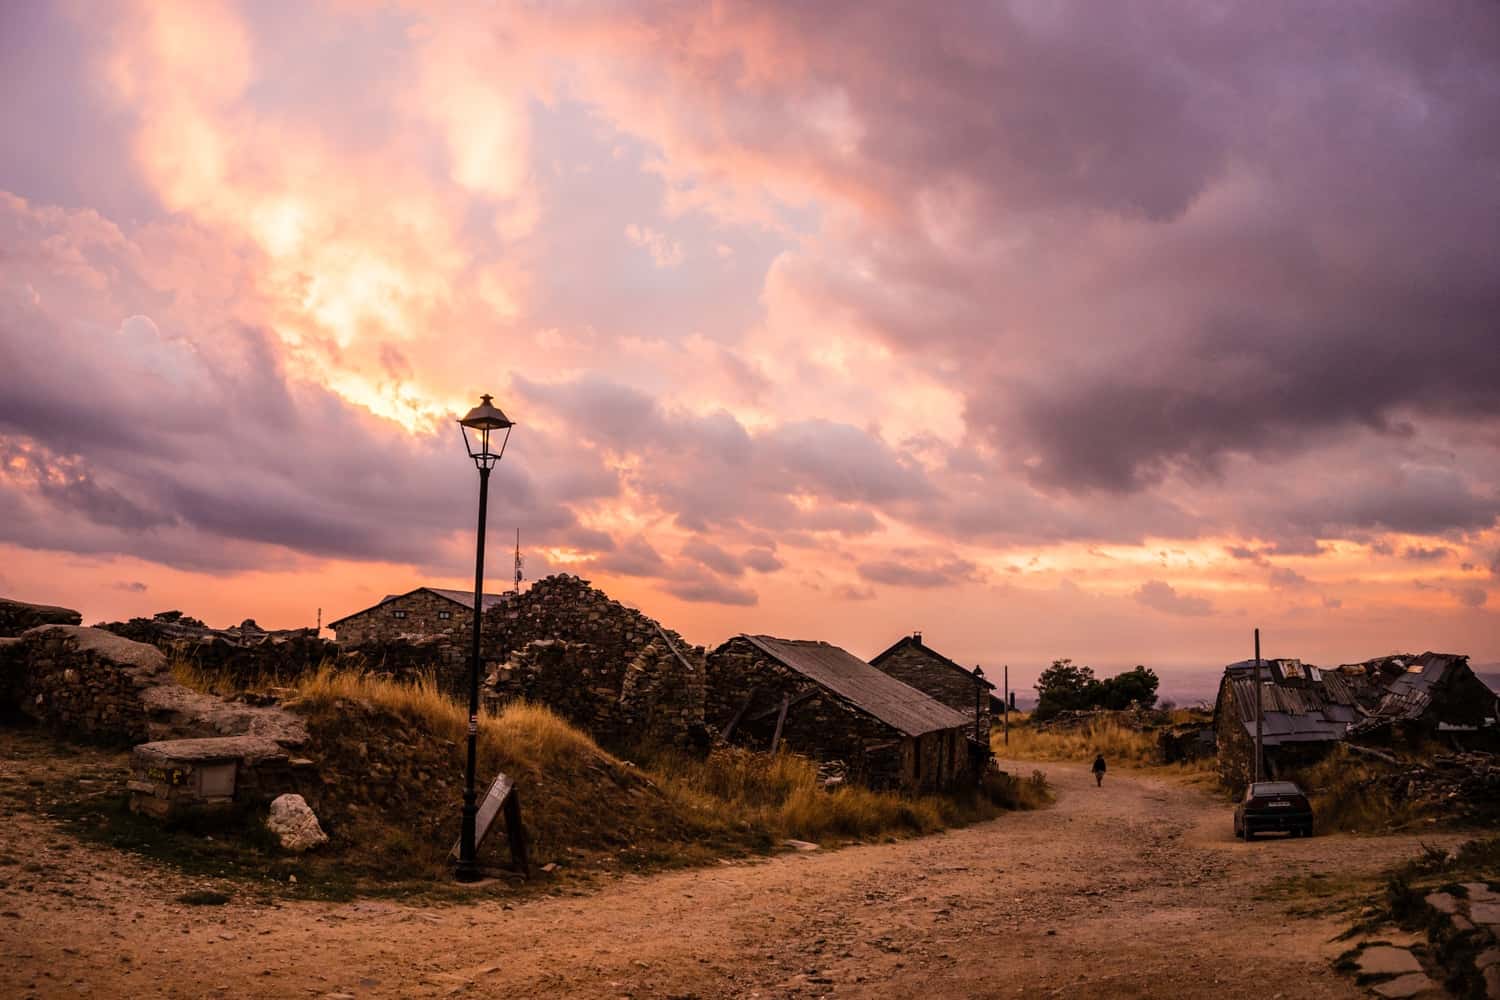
[
  {"left": 0, "top": 597, "right": 82, "bottom": 637},
  {"left": 97, "top": 610, "right": 334, "bottom": 686},
  {"left": 481, "top": 575, "right": 708, "bottom": 748},
  {"left": 1375, "top": 752, "right": 1500, "bottom": 824}
]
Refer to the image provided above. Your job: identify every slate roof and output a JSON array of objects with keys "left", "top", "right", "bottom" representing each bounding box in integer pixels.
[
  {"left": 869, "top": 634, "right": 996, "bottom": 690},
  {"left": 327, "top": 587, "right": 510, "bottom": 627},
  {"left": 1218, "top": 658, "right": 1372, "bottom": 746},
  {"left": 740, "top": 634, "right": 972, "bottom": 738}
]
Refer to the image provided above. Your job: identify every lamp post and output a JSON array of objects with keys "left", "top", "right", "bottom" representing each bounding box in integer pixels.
[{"left": 455, "top": 393, "right": 514, "bottom": 883}]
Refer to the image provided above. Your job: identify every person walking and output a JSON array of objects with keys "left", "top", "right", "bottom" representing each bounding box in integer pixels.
[{"left": 1092, "top": 753, "right": 1106, "bottom": 787}]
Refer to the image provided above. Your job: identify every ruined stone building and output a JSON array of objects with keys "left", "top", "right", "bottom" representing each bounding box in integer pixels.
[
  {"left": 706, "top": 634, "right": 975, "bottom": 793},
  {"left": 326, "top": 587, "right": 510, "bottom": 645},
  {"left": 869, "top": 632, "right": 993, "bottom": 746},
  {"left": 1344, "top": 652, "right": 1498, "bottom": 746},
  {"left": 1213, "top": 651, "right": 1498, "bottom": 788},
  {"left": 480, "top": 575, "right": 706, "bottom": 749},
  {"left": 1213, "top": 658, "right": 1369, "bottom": 789}
]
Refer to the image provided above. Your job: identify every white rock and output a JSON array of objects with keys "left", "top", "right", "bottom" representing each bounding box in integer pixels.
[{"left": 266, "top": 794, "right": 328, "bottom": 853}]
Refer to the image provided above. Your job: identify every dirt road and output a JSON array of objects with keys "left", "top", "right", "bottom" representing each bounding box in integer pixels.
[{"left": 2, "top": 752, "right": 1459, "bottom": 999}]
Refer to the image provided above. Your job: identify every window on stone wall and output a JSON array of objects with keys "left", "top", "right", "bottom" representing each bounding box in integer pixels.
[
  {"left": 392, "top": 610, "right": 408, "bottom": 619},
  {"left": 438, "top": 610, "right": 451, "bottom": 620}
]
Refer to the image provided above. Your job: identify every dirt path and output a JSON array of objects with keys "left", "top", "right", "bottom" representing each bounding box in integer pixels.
[{"left": 1, "top": 749, "right": 1463, "bottom": 999}]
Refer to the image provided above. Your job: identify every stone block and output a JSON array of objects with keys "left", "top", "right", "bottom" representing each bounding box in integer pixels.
[
  {"left": 1372, "top": 973, "right": 1435, "bottom": 999},
  {"left": 1356, "top": 946, "right": 1422, "bottom": 977}
]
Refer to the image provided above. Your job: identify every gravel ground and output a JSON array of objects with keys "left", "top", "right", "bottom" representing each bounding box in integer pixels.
[{"left": 0, "top": 731, "right": 1467, "bottom": 998}]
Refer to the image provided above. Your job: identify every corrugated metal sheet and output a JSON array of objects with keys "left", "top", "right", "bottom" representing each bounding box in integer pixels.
[
  {"left": 742, "top": 634, "right": 972, "bottom": 737},
  {"left": 1224, "top": 675, "right": 1354, "bottom": 747}
]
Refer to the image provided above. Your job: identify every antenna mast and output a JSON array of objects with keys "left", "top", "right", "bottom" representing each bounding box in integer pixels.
[{"left": 513, "top": 528, "right": 524, "bottom": 593}]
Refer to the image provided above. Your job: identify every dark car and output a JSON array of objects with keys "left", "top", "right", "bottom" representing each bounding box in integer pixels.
[{"left": 1234, "top": 780, "right": 1313, "bottom": 840}]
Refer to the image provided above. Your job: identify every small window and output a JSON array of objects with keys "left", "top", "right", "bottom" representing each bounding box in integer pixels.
[
  {"left": 438, "top": 610, "right": 452, "bottom": 620},
  {"left": 392, "top": 610, "right": 408, "bottom": 619}
]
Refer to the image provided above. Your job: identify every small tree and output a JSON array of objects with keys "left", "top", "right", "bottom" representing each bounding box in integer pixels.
[
  {"left": 1096, "top": 665, "right": 1160, "bottom": 710},
  {"left": 1034, "top": 658, "right": 1098, "bottom": 720}
]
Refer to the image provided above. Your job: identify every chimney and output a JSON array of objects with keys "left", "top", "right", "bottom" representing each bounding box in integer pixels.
[{"left": 913, "top": 630, "right": 923, "bottom": 645}]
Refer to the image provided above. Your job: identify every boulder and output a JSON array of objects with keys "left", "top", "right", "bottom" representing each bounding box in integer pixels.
[
  {"left": 266, "top": 793, "right": 329, "bottom": 852},
  {"left": 0, "top": 597, "right": 82, "bottom": 637}
]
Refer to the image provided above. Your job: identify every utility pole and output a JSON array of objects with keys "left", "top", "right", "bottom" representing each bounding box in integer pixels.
[
  {"left": 513, "top": 528, "right": 523, "bottom": 594},
  {"left": 316, "top": 607, "right": 321, "bottom": 635},
  {"left": 1253, "top": 627, "right": 1263, "bottom": 786},
  {"left": 1003, "top": 664, "right": 1010, "bottom": 746}
]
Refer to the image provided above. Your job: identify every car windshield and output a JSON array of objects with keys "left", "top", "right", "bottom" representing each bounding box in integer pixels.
[{"left": 1250, "top": 781, "right": 1301, "bottom": 796}]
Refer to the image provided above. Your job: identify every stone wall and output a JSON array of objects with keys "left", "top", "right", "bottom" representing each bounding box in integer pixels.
[
  {"left": 330, "top": 590, "right": 477, "bottom": 646},
  {"left": 2, "top": 625, "right": 167, "bottom": 745},
  {"left": 870, "top": 639, "right": 990, "bottom": 745},
  {"left": 100, "top": 612, "right": 337, "bottom": 688},
  {"left": 0, "top": 597, "right": 81, "bottom": 637},
  {"left": 479, "top": 575, "right": 707, "bottom": 749},
  {"left": 706, "top": 636, "right": 974, "bottom": 793},
  {"left": 342, "top": 636, "right": 468, "bottom": 698},
  {"left": 127, "top": 736, "right": 311, "bottom": 821},
  {"left": 0, "top": 625, "right": 309, "bottom": 749}
]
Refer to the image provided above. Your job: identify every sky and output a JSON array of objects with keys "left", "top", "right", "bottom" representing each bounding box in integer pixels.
[{"left": 1, "top": 1, "right": 1497, "bottom": 696}]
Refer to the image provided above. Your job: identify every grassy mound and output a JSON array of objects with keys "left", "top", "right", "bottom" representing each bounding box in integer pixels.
[{"left": 261, "top": 668, "right": 1050, "bottom": 883}]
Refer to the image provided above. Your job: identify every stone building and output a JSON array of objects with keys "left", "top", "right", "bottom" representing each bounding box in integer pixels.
[
  {"left": 480, "top": 574, "right": 707, "bottom": 749},
  {"left": 706, "top": 634, "right": 975, "bottom": 793},
  {"left": 1213, "top": 657, "right": 1376, "bottom": 789},
  {"left": 869, "top": 632, "right": 993, "bottom": 745},
  {"left": 326, "top": 587, "right": 509, "bottom": 645},
  {"left": 1214, "top": 652, "right": 1499, "bottom": 789}
]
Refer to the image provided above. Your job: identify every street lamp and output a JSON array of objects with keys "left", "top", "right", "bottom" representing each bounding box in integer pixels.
[{"left": 455, "top": 393, "right": 514, "bottom": 883}]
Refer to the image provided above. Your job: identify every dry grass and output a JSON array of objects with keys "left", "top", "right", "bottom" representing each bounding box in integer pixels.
[
  {"left": 168, "top": 658, "right": 244, "bottom": 698},
  {"left": 290, "top": 665, "right": 596, "bottom": 773},
  {"left": 1284, "top": 746, "right": 1420, "bottom": 834},
  {"left": 993, "top": 710, "right": 1217, "bottom": 786},
  {"left": 643, "top": 747, "right": 1049, "bottom": 844}
]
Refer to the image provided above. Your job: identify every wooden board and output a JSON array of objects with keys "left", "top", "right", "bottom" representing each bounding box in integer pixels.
[{"left": 449, "top": 772, "right": 515, "bottom": 860}]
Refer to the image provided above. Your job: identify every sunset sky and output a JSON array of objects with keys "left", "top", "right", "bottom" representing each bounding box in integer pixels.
[{"left": 2, "top": 1, "right": 1497, "bottom": 695}]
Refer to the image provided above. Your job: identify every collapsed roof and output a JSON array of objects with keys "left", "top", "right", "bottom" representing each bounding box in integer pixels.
[{"left": 1217, "top": 652, "right": 1497, "bottom": 747}]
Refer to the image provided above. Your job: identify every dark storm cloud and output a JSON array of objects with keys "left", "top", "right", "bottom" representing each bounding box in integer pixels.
[
  {"left": 681, "top": 537, "right": 744, "bottom": 577},
  {"left": 568, "top": 1, "right": 1500, "bottom": 516},
  {"left": 1132, "top": 580, "right": 1214, "bottom": 617},
  {"left": 1268, "top": 567, "right": 1309, "bottom": 589},
  {"left": 856, "top": 554, "right": 982, "bottom": 590},
  {"left": 741, "top": 547, "right": 784, "bottom": 573},
  {"left": 1403, "top": 546, "right": 1452, "bottom": 563},
  {"left": 594, "top": 535, "right": 667, "bottom": 577},
  {"left": 513, "top": 375, "right": 934, "bottom": 537},
  {"left": 663, "top": 575, "right": 758, "bottom": 606}
]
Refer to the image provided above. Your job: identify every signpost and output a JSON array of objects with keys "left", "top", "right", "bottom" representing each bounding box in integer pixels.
[{"left": 449, "top": 771, "right": 529, "bottom": 876}]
